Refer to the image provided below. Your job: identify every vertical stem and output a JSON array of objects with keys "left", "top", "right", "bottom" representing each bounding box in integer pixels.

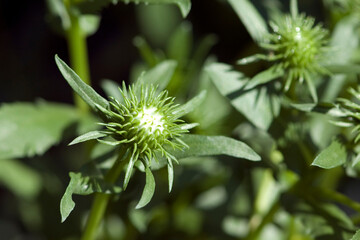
[
  {"left": 81, "top": 148, "right": 129, "bottom": 240},
  {"left": 64, "top": 0, "right": 91, "bottom": 113}
]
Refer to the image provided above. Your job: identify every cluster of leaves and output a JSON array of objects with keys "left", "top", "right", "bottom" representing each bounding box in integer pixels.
[{"left": 3, "top": 0, "right": 360, "bottom": 239}]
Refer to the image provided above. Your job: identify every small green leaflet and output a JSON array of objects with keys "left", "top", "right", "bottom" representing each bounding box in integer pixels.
[
  {"left": 227, "top": 0, "right": 268, "bottom": 43},
  {"left": 60, "top": 171, "right": 122, "bottom": 222},
  {"left": 0, "top": 102, "right": 80, "bottom": 160},
  {"left": 312, "top": 140, "right": 347, "bottom": 169}
]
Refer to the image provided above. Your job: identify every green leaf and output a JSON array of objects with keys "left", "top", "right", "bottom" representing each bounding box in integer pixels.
[
  {"left": 60, "top": 171, "right": 122, "bottom": 222},
  {"left": 171, "top": 134, "right": 261, "bottom": 161},
  {"left": 0, "top": 159, "right": 42, "bottom": 200},
  {"left": 138, "top": 60, "right": 178, "bottom": 91},
  {"left": 351, "top": 230, "right": 360, "bottom": 240},
  {"left": 227, "top": 0, "right": 268, "bottom": 43},
  {"left": 69, "top": 131, "right": 107, "bottom": 146},
  {"left": 79, "top": 15, "right": 101, "bottom": 36},
  {"left": 45, "top": 0, "right": 71, "bottom": 31},
  {"left": 206, "top": 62, "right": 281, "bottom": 130},
  {"left": 136, "top": 167, "right": 155, "bottom": 209},
  {"left": 245, "top": 66, "right": 284, "bottom": 90},
  {"left": 312, "top": 140, "right": 347, "bottom": 169},
  {"left": 55, "top": 55, "right": 109, "bottom": 111},
  {"left": 167, "top": 21, "right": 192, "bottom": 67},
  {"left": 0, "top": 102, "right": 80, "bottom": 159},
  {"left": 172, "top": 90, "right": 206, "bottom": 118},
  {"left": 101, "top": 79, "right": 123, "bottom": 102},
  {"left": 324, "top": 64, "right": 360, "bottom": 74}
]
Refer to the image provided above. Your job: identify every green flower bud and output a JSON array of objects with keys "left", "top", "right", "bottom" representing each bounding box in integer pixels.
[
  {"left": 263, "top": 13, "right": 330, "bottom": 93},
  {"left": 89, "top": 82, "right": 192, "bottom": 189}
]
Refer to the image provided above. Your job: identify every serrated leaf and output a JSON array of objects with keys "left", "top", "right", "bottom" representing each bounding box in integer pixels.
[
  {"left": 0, "top": 102, "right": 80, "bottom": 159},
  {"left": 60, "top": 171, "right": 122, "bottom": 222},
  {"left": 312, "top": 140, "right": 347, "bottom": 169},
  {"left": 227, "top": 0, "right": 268, "bottom": 43},
  {"left": 206, "top": 62, "right": 281, "bottom": 130},
  {"left": 55, "top": 55, "right": 109, "bottom": 111},
  {"left": 69, "top": 131, "right": 107, "bottom": 146},
  {"left": 351, "top": 230, "right": 360, "bottom": 240},
  {"left": 136, "top": 167, "right": 155, "bottom": 209},
  {"left": 138, "top": 60, "right": 178, "bottom": 91},
  {"left": 170, "top": 134, "right": 261, "bottom": 161}
]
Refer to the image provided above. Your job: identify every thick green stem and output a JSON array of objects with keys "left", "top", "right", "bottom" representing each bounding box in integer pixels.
[
  {"left": 81, "top": 148, "right": 129, "bottom": 240},
  {"left": 64, "top": 0, "right": 91, "bottom": 113}
]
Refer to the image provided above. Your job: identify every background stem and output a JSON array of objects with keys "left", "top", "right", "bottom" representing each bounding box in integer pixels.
[{"left": 65, "top": 2, "right": 91, "bottom": 113}]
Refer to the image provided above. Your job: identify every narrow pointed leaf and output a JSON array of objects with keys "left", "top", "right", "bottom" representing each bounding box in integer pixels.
[
  {"left": 228, "top": 0, "right": 268, "bottom": 43},
  {"left": 312, "top": 140, "right": 347, "bottom": 169},
  {"left": 138, "top": 60, "right": 178, "bottom": 91},
  {"left": 69, "top": 131, "right": 106, "bottom": 146},
  {"left": 245, "top": 66, "right": 284, "bottom": 90},
  {"left": 172, "top": 90, "right": 206, "bottom": 118},
  {"left": 124, "top": 155, "right": 136, "bottom": 189},
  {"left": 170, "top": 134, "right": 261, "bottom": 161},
  {"left": 167, "top": 159, "right": 174, "bottom": 192},
  {"left": 55, "top": 55, "right": 109, "bottom": 111},
  {"left": 136, "top": 167, "right": 155, "bottom": 209}
]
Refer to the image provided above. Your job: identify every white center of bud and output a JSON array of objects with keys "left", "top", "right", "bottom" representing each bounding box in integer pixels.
[{"left": 136, "top": 107, "right": 165, "bottom": 134}]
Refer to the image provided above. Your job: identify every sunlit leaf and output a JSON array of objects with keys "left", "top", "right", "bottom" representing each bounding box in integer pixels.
[
  {"left": 312, "top": 140, "right": 347, "bottom": 169},
  {"left": 206, "top": 62, "right": 281, "bottom": 130},
  {"left": 0, "top": 102, "right": 80, "bottom": 159},
  {"left": 55, "top": 55, "right": 109, "bottom": 111},
  {"left": 172, "top": 134, "right": 261, "bottom": 161}
]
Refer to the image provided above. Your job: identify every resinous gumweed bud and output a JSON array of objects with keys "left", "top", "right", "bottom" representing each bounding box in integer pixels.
[
  {"left": 262, "top": 13, "right": 330, "bottom": 97},
  {"left": 93, "top": 83, "right": 190, "bottom": 189}
]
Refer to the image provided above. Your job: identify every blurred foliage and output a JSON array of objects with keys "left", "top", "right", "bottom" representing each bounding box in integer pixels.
[{"left": 1, "top": 0, "right": 360, "bottom": 239}]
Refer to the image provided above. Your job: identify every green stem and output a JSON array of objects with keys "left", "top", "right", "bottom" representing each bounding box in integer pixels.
[
  {"left": 81, "top": 148, "right": 129, "bottom": 240},
  {"left": 313, "top": 186, "right": 360, "bottom": 213},
  {"left": 245, "top": 201, "right": 280, "bottom": 240},
  {"left": 64, "top": 0, "right": 91, "bottom": 113}
]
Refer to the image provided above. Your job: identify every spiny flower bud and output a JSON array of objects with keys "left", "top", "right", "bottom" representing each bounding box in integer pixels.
[
  {"left": 93, "top": 82, "right": 191, "bottom": 189},
  {"left": 263, "top": 13, "right": 330, "bottom": 95}
]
